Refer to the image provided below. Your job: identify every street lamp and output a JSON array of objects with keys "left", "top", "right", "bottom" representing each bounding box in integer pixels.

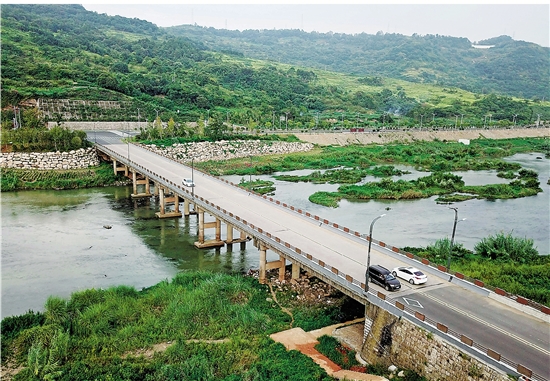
[
  {"left": 420, "top": 114, "right": 424, "bottom": 130},
  {"left": 364, "top": 214, "right": 386, "bottom": 294},
  {"left": 447, "top": 207, "right": 466, "bottom": 271},
  {"left": 127, "top": 121, "right": 130, "bottom": 160},
  {"left": 191, "top": 158, "right": 195, "bottom": 198}
]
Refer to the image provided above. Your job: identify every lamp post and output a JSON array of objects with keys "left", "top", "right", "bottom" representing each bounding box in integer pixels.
[
  {"left": 420, "top": 114, "right": 424, "bottom": 130},
  {"left": 127, "top": 121, "right": 130, "bottom": 160},
  {"left": 447, "top": 207, "right": 466, "bottom": 271},
  {"left": 191, "top": 157, "right": 195, "bottom": 198},
  {"left": 460, "top": 114, "right": 464, "bottom": 128},
  {"left": 364, "top": 214, "right": 386, "bottom": 294}
]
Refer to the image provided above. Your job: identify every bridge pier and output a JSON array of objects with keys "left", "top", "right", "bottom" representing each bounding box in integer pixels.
[
  {"left": 225, "top": 223, "right": 249, "bottom": 246},
  {"left": 183, "top": 198, "right": 197, "bottom": 216},
  {"left": 291, "top": 261, "right": 300, "bottom": 280},
  {"left": 194, "top": 208, "right": 225, "bottom": 248},
  {"left": 112, "top": 159, "right": 128, "bottom": 177},
  {"left": 131, "top": 170, "right": 152, "bottom": 198},
  {"left": 155, "top": 186, "right": 182, "bottom": 218},
  {"left": 258, "top": 242, "right": 286, "bottom": 284}
]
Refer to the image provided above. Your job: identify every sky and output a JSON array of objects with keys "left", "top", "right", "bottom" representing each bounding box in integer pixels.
[{"left": 79, "top": 2, "right": 549, "bottom": 47}]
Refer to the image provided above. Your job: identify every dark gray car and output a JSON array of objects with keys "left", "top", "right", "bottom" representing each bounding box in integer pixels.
[{"left": 368, "top": 264, "right": 401, "bottom": 291}]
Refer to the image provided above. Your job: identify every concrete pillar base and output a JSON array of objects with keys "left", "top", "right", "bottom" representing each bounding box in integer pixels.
[
  {"left": 194, "top": 239, "right": 226, "bottom": 249},
  {"left": 131, "top": 193, "right": 153, "bottom": 199},
  {"left": 155, "top": 211, "right": 182, "bottom": 219}
]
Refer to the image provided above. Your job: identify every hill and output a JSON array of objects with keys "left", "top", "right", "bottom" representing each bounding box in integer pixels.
[
  {"left": 166, "top": 25, "right": 550, "bottom": 100},
  {"left": 1, "top": 4, "right": 549, "bottom": 131}
]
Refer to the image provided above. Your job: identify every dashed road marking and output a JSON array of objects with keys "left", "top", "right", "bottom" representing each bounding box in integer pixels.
[{"left": 423, "top": 293, "right": 550, "bottom": 356}]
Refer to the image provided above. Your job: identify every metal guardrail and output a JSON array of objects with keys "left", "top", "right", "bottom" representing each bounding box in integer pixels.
[{"left": 96, "top": 143, "right": 548, "bottom": 381}]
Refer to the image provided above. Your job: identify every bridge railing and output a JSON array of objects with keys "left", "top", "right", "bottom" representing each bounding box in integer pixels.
[{"left": 96, "top": 143, "right": 547, "bottom": 381}]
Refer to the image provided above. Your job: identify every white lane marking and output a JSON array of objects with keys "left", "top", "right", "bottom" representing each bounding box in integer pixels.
[
  {"left": 423, "top": 293, "right": 550, "bottom": 356},
  {"left": 403, "top": 297, "right": 423, "bottom": 308}
]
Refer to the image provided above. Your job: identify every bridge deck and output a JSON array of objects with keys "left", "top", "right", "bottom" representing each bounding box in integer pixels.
[{"left": 95, "top": 134, "right": 549, "bottom": 380}]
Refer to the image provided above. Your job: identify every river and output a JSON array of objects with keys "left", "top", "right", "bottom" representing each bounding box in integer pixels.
[{"left": 1, "top": 152, "right": 548, "bottom": 319}]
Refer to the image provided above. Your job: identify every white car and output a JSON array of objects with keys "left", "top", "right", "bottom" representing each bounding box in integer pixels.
[
  {"left": 182, "top": 178, "right": 195, "bottom": 187},
  {"left": 391, "top": 266, "right": 427, "bottom": 285}
]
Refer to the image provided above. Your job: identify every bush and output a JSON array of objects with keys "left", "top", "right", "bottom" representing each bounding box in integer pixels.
[{"left": 474, "top": 232, "right": 539, "bottom": 263}]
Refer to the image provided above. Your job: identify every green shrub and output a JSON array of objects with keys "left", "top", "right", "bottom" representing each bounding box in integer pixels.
[{"left": 475, "top": 232, "right": 539, "bottom": 263}]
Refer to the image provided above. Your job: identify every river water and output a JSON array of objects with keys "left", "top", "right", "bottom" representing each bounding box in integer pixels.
[{"left": 1, "top": 152, "right": 548, "bottom": 319}]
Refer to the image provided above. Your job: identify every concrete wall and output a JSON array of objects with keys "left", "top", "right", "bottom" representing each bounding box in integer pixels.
[
  {"left": 0, "top": 147, "right": 99, "bottom": 170},
  {"left": 295, "top": 127, "right": 549, "bottom": 146},
  {"left": 361, "top": 304, "right": 511, "bottom": 381}
]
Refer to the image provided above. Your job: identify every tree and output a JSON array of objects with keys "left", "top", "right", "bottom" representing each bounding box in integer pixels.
[{"left": 204, "top": 118, "right": 227, "bottom": 140}]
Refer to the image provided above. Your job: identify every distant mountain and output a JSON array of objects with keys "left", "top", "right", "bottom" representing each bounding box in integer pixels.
[{"left": 166, "top": 25, "right": 549, "bottom": 100}]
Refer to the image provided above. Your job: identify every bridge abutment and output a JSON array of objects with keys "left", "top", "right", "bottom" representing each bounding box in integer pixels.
[{"left": 360, "top": 303, "right": 513, "bottom": 381}]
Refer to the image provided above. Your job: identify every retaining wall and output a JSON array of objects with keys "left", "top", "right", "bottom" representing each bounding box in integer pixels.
[
  {"left": 0, "top": 147, "right": 99, "bottom": 170},
  {"left": 361, "top": 304, "right": 511, "bottom": 381}
]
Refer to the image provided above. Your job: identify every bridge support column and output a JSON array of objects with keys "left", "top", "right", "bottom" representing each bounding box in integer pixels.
[
  {"left": 291, "top": 261, "right": 300, "bottom": 279},
  {"left": 158, "top": 187, "right": 165, "bottom": 217},
  {"left": 259, "top": 243, "right": 267, "bottom": 284},
  {"left": 155, "top": 187, "right": 182, "bottom": 219},
  {"left": 194, "top": 209, "right": 225, "bottom": 248},
  {"left": 131, "top": 171, "right": 152, "bottom": 199},
  {"left": 132, "top": 170, "right": 137, "bottom": 195},
  {"left": 113, "top": 159, "right": 127, "bottom": 176},
  {"left": 278, "top": 255, "right": 286, "bottom": 281},
  {"left": 225, "top": 224, "right": 249, "bottom": 246},
  {"left": 226, "top": 223, "right": 234, "bottom": 244},
  {"left": 145, "top": 176, "right": 151, "bottom": 194}
]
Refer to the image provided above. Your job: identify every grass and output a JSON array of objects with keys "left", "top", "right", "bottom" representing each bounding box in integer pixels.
[
  {"left": 2, "top": 271, "right": 343, "bottom": 381},
  {"left": 0, "top": 163, "right": 128, "bottom": 191}
]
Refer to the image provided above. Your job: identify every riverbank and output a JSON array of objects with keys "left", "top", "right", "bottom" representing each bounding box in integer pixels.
[{"left": 0, "top": 270, "right": 366, "bottom": 381}]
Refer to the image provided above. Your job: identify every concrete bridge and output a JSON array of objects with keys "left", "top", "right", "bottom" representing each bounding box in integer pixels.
[{"left": 94, "top": 132, "right": 549, "bottom": 381}]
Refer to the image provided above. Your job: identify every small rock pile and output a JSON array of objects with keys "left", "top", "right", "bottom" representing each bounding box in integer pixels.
[
  {"left": 0, "top": 147, "right": 100, "bottom": 170},
  {"left": 140, "top": 139, "right": 314, "bottom": 163},
  {"left": 247, "top": 268, "right": 341, "bottom": 306}
]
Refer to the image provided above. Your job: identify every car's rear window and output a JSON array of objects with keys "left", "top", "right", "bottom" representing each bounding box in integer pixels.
[{"left": 414, "top": 271, "right": 424, "bottom": 276}]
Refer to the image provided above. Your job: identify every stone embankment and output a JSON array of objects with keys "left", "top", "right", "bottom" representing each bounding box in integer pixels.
[
  {"left": 139, "top": 139, "right": 314, "bottom": 163},
  {"left": 0, "top": 147, "right": 99, "bottom": 170}
]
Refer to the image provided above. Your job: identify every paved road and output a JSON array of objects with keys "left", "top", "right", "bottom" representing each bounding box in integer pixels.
[{"left": 94, "top": 132, "right": 550, "bottom": 378}]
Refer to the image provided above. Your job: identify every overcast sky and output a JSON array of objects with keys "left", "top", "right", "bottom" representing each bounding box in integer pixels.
[{"left": 80, "top": 2, "right": 550, "bottom": 47}]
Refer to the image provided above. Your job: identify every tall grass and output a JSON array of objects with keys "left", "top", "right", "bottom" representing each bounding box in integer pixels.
[{"left": 2, "top": 271, "right": 340, "bottom": 380}]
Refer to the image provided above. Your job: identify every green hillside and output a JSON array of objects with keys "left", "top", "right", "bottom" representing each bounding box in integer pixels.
[
  {"left": 166, "top": 26, "right": 550, "bottom": 100},
  {"left": 1, "top": 4, "right": 549, "bottom": 131}
]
